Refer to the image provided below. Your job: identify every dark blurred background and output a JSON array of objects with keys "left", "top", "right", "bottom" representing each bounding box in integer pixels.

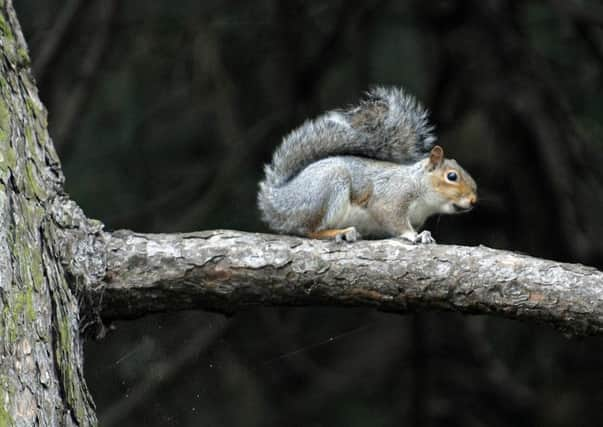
[{"left": 14, "top": 1, "right": 603, "bottom": 426}]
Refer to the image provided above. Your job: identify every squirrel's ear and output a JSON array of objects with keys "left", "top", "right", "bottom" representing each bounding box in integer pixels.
[{"left": 428, "top": 145, "right": 444, "bottom": 169}]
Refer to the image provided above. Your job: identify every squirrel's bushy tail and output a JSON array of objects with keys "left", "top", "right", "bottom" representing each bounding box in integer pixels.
[{"left": 261, "top": 86, "right": 436, "bottom": 189}]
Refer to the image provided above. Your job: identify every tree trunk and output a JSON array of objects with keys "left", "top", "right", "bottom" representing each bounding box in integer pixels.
[{"left": 0, "top": 1, "right": 97, "bottom": 425}]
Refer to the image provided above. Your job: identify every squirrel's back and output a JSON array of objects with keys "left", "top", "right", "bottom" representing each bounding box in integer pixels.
[{"left": 260, "top": 86, "right": 436, "bottom": 189}]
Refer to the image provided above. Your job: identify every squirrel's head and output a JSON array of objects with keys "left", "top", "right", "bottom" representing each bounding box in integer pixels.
[{"left": 426, "top": 145, "right": 477, "bottom": 214}]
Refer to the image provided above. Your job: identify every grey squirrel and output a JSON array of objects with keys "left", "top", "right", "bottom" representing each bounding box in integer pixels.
[{"left": 258, "top": 87, "right": 477, "bottom": 243}]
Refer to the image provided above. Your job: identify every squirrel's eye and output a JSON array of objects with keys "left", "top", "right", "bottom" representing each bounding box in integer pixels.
[{"left": 446, "top": 171, "right": 458, "bottom": 182}]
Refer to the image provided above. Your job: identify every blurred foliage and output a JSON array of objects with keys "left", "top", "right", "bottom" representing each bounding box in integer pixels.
[{"left": 14, "top": 0, "right": 603, "bottom": 426}]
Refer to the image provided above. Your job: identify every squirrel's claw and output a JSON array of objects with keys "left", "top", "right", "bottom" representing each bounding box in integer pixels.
[{"left": 335, "top": 227, "right": 360, "bottom": 243}]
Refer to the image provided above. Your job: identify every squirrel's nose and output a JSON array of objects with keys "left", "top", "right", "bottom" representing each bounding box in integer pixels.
[{"left": 469, "top": 195, "right": 477, "bottom": 206}]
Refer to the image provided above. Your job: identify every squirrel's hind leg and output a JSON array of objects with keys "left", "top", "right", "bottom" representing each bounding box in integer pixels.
[{"left": 308, "top": 227, "right": 360, "bottom": 242}]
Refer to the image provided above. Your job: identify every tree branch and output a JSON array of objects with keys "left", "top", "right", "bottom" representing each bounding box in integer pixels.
[{"left": 92, "top": 230, "right": 603, "bottom": 336}]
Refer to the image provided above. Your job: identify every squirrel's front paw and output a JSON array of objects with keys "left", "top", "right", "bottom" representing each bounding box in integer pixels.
[
  {"left": 415, "top": 230, "right": 436, "bottom": 244},
  {"left": 335, "top": 227, "right": 360, "bottom": 243},
  {"left": 400, "top": 230, "right": 436, "bottom": 244}
]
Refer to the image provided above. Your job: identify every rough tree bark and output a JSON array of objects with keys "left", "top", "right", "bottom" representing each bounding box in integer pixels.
[
  {"left": 0, "top": 0, "right": 602, "bottom": 425},
  {"left": 0, "top": 2, "right": 100, "bottom": 425},
  {"left": 96, "top": 230, "right": 603, "bottom": 336}
]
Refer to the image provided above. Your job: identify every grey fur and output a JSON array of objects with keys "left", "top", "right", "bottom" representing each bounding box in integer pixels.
[{"left": 258, "top": 87, "right": 476, "bottom": 240}]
